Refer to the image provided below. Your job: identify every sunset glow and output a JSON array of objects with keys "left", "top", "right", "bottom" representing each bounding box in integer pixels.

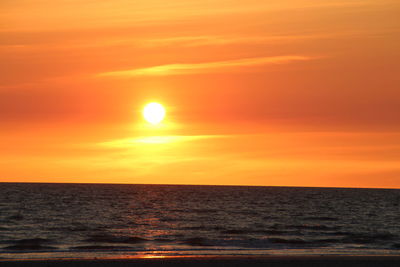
[{"left": 1, "top": 0, "right": 400, "bottom": 188}]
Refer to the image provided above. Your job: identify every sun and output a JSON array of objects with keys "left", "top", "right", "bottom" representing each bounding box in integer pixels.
[{"left": 143, "top": 102, "right": 166, "bottom": 125}]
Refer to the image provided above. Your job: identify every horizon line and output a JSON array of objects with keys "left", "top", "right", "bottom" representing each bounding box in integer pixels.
[{"left": 0, "top": 181, "right": 398, "bottom": 190}]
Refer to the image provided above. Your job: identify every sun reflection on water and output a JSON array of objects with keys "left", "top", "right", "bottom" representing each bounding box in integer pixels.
[{"left": 138, "top": 254, "right": 167, "bottom": 259}]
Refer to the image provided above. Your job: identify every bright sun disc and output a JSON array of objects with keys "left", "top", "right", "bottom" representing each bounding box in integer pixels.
[{"left": 143, "top": 102, "right": 166, "bottom": 125}]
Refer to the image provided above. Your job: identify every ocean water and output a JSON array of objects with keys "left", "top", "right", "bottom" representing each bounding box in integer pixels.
[{"left": 0, "top": 183, "right": 400, "bottom": 259}]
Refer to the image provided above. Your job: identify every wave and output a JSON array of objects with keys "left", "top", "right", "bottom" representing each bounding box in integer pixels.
[
  {"left": 303, "top": 216, "right": 339, "bottom": 221},
  {"left": 192, "top": 209, "right": 218, "bottom": 214},
  {"left": 392, "top": 243, "right": 400, "bottom": 249},
  {"left": 181, "top": 237, "right": 212, "bottom": 246},
  {"left": 70, "top": 245, "right": 131, "bottom": 250},
  {"left": 220, "top": 229, "right": 248, "bottom": 235},
  {"left": 341, "top": 232, "right": 397, "bottom": 244},
  {"left": 153, "top": 238, "right": 174, "bottom": 242},
  {"left": 46, "top": 225, "right": 94, "bottom": 232},
  {"left": 267, "top": 238, "right": 308, "bottom": 245},
  {"left": 4, "top": 214, "right": 24, "bottom": 222},
  {"left": 3, "top": 238, "right": 57, "bottom": 251},
  {"left": 220, "top": 229, "right": 295, "bottom": 235},
  {"left": 83, "top": 234, "right": 147, "bottom": 244},
  {"left": 271, "top": 223, "right": 340, "bottom": 231}
]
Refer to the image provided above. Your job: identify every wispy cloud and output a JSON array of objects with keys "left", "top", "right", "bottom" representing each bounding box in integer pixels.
[
  {"left": 99, "top": 135, "right": 226, "bottom": 147},
  {"left": 141, "top": 30, "right": 400, "bottom": 48},
  {"left": 140, "top": 34, "right": 328, "bottom": 47},
  {"left": 98, "top": 55, "right": 315, "bottom": 77},
  {"left": 0, "top": 34, "right": 343, "bottom": 52}
]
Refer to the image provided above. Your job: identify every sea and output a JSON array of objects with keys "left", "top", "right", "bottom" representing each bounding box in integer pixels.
[{"left": 0, "top": 183, "right": 400, "bottom": 259}]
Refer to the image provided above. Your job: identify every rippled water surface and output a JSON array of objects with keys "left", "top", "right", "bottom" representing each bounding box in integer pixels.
[{"left": 1, "top": 183, "right": 400, "bottom": 259}]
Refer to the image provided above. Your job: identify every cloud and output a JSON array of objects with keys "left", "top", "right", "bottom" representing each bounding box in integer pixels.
[
  {"left": 99, "top": 135, "right": 227, "bottom": 147},
  {"left": 140, "top": 34, "right": 329, "bottom": 47},
  {"left": 141, "top": 29, "right": 400, "bottom": 48},
  {"left": 98, "top": 55, "right": 315, "bottom": 77}
]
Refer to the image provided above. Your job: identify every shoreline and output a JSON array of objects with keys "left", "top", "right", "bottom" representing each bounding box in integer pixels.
[{"left": 1, "top": 255, "right": 400, "bottom": 266}]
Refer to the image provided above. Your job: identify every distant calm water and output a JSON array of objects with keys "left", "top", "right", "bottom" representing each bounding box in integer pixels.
[{"left": 1, "top": 183, "right": 400, "bottom": 259}]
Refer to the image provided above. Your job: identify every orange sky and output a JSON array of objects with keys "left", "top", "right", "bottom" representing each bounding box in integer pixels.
[{"left": 1, "top": 0, "right": 400, "bottom": 188}]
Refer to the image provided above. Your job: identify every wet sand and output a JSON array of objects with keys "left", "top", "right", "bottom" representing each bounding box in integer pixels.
[{"left": 1, "top": 256, "right": 400, "bottom": 267}]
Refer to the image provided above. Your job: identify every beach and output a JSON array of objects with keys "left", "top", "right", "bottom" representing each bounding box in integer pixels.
[{"left": 2, "top": 256, "right": 400, "bottom": 267}]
